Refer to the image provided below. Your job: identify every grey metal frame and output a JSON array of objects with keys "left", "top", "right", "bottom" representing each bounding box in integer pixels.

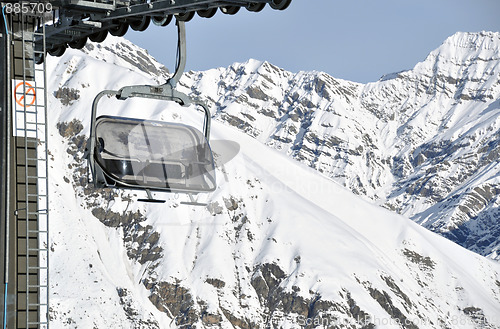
[
  {"left": 88, "top": 20, "right": 214, "bottom": 194},
  {"left": 0, "top": 8, "right": 50, "bottom": 328},
  {"left": 37, "top": 0, "right": 273, "bottom": 54},
  {"left": 0, "top": 7, "right": 11, "bottom": 329},
  {"left": 18, "top": 13, "right": 50, "bottom": 329}
]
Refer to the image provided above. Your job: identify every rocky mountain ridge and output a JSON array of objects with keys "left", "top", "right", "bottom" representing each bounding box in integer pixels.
[
  {"left": 172, "top": 31, "right": 500, "bottom": 260},
  {"left": 43, "top": 32, "right": 500, "bottom": 328}
]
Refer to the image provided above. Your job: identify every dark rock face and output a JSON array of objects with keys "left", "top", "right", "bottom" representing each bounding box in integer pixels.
[
  {"left": 402, "top": 249, "right": 436, "bottom": 271},
  {"left": 54, "top": 87, "right": 80, "bottom": 106},
  {"left": 366, "top": 286, "right": 418, "bottom": 329},
  {"left": 57, "top": 120, "right": 83, "bottom": 138},
  {"left": 145, "top": 280, "right": 199, "bottom": 328},
  {"left": 116, "top": 288, "right": 160, "bottom": 328},
  {"left": 249, "top": 263, "right": 367, "bottom": 329}
]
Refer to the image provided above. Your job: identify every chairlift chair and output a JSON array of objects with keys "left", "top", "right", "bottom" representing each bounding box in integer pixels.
[
  {"left": 92, "top": 115, "right": 216, "bottom": 193},
  {"left": 88, "top": 20, "right": 216, "bottom": 204}
]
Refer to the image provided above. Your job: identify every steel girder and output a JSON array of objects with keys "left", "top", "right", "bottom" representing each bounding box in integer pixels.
[{"left": 34, "top": 0, "right": 281, "bottom": 59}]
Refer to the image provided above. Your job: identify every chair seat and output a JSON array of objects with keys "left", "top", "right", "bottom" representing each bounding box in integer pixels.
[{"left": 94, "top": 115, "right": 216, "bottom": 193}]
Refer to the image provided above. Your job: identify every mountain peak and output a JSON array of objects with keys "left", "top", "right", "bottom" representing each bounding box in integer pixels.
[
  {"left": 411, "top": 31, "right": 500, "bottom": 79},
  {"left": 443, "top": 31, "right": 500, "bottom": 52},
  {"left": 242, "top": 58, "right": 265, "bottom": 71},
  {"left": 228, "top": 58, "right": 287, "bottom": 77}
]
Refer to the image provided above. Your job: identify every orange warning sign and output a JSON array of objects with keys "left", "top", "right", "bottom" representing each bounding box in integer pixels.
[{"left": 14, "top": 81, "right": 36, "bottom": 107}]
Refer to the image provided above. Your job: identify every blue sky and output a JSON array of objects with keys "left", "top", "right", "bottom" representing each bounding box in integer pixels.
[{"left": 126, "top": 0, "right": 500, "bottom": 83}]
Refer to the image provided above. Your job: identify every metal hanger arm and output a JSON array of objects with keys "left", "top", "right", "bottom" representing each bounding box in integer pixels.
[{"left": 166, "top": 20, "right": 186, "bottom": 89}]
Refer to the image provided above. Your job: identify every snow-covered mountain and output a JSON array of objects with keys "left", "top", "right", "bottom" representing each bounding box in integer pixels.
[
  {"left": 171, "top": 31, "right": 500, "bottom": 261},
  {"left": 44, "top": 33, "right": 500, "bottom": 328}
]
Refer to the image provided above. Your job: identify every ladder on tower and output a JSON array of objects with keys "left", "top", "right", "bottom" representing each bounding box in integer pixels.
[{"left": 10, "top": 12, "right": 50, "bottom": 329}]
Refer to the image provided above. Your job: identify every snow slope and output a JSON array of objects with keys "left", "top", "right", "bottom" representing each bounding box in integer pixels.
[
  {"left": 43, "top": 36, "right": 500, "bottom": 328},
  {"left": 171, "top": 31, "right": 500, "bottom": 261}
]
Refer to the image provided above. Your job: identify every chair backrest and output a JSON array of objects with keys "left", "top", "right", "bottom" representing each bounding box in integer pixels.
[{"left": 94, "top": 116, "right": 216, "bottom": 193}]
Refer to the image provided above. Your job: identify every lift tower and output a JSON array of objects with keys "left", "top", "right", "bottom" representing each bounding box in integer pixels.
[
  {"left": 1, "top": 7, "right": 50, "bottom": 329},
  {"left": 0, "top": 0, "right": 291, "bottom": 328}
]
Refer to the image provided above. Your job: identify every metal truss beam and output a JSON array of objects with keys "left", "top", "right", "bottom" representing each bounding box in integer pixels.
[{"left": 33, "top": 0, "right": 280, "bottom": 58}]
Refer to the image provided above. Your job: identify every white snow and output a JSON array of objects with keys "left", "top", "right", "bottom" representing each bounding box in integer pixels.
[{"left": 43, "top": 33, "right": 500, "bottom": 328}]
